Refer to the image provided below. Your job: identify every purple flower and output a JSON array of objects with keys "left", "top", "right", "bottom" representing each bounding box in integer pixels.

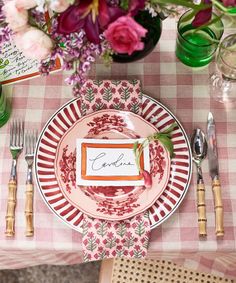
[
  {"left": 57, "top": 0, "right": 124, "bottom": 44},
  {"left": 192, "top": 0, "right": 212, "bottom": 27}
]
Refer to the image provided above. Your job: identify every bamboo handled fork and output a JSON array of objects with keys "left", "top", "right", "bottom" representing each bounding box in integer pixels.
[
  {"left": 24, "top": 131, "right": 37, "bottom": 237},
  {"left": 5, "top": 120, "right": 24, "bottom": 237}
]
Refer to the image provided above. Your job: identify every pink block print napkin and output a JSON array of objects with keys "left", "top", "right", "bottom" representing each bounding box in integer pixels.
[
  {"left": 79, "top": 80, "right": 151, "bottom": 262},
  {"left": 79, "top": 79, "right": 142, "bottom": 116},
  {"left": 83, "top": 212, "right": 150, "bottom": 262}
]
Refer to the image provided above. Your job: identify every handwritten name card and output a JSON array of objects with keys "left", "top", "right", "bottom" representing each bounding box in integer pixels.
[
  {"left": 76, "top": 139, "right": 150, "bottom": 186},
  {"left": 0, "top": 39, "right": 61, "bottom": 85}
]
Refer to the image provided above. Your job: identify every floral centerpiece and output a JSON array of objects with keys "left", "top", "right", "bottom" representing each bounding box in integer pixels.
[{"left": 0, "top": 0, "right": 235, "bottom": 95}]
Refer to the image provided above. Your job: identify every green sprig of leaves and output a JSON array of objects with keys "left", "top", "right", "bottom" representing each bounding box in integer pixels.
[{"left": 133, "top": 122, "right": 177, "bottom": 172}]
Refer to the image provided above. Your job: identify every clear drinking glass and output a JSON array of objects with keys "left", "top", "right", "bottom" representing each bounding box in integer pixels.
[
  {"left": 176, "top": 10, "right": 224, "bottom": 67},
  {"left": 209, "top": 34, "right": 236, "bottom": 103},
  {"left": 0, "top": 84, "right": 11, "bottom": 128}
]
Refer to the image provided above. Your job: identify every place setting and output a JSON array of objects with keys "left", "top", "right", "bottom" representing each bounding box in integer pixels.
[
  {"left": 0, "top": 0, "right": 235, "bottom": 279},
  {"left": 2, "top": 77, "right": 227, "bottom": 262}
]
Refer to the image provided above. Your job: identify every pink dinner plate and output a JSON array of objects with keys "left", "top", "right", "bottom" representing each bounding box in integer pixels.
[
  {"left": 35, "top": 95, "right": 192, "bottom": 232},
  {"left": 54, "top": 109, "right": 170, "bottom": 221}
]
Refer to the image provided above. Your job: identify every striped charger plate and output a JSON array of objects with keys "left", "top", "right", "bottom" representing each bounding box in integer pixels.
[{"left": 34, "top": 95, "right": 192, "bottom": 232}]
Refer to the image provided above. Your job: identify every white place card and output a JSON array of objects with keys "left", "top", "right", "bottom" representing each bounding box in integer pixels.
[{"left": 76, "top": 139, "right": 150, "bottom": 186}]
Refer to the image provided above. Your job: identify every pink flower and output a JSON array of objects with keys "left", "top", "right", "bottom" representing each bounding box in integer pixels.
[
  {"left": 3, "top": 0, "right": 28, "bottom": 32},
  {"left": 14, "top": 27, "right": 53, "bottom": 61},
  {"left": 15, "top": 0, "right": 37, "bottom": 9},
  {"left": 104, "top": 16, "right": 147, "bottom": 55},
  {"left": 50, "top": 0, "right": 70, "bottom": 13}
]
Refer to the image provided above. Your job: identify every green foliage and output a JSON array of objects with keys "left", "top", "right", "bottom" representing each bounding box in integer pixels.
[
  {"left": 120, "top": 0, "right": 129, "bottom": 10},
  {"left": 134, "top": 122, "right": 177, "bottom": 172},
  {"left": 0, "top": 58, "right": 9, "bottom": 69}
]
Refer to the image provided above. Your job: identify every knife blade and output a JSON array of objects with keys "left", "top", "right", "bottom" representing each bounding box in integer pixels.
[{"left": 207, "top": 112, "right": 224, "bottom": 237}]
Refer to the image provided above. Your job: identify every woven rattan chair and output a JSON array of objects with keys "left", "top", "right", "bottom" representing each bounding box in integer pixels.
[{"left": 99, "top": 258, "right": 235, "bottom": 283}]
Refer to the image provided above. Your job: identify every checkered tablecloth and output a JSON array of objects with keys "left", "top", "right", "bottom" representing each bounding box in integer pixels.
[{"left": 0, "top": 18, "right": 236, "bottom": 279}]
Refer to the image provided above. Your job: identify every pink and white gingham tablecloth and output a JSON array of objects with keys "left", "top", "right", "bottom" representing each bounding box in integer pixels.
[{"left": 0, "top": 18, "right": 236, "bottom": 279}]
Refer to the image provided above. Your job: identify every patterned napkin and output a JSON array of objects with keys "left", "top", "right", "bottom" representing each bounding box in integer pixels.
[
  {"left": 79, "top": 79, "right": 142, "bottom": 116},
  {"left": 79, "top": 79, "right": 151, "bottom": 262}
]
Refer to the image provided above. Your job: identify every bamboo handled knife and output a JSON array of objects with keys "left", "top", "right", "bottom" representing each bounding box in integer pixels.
[{"left": 207, "top": 112, "right": 224, "bottom": 237}]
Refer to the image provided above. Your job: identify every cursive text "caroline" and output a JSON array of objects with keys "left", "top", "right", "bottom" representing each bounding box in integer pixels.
[{"left": 89, "top": 152, "right": 134, "bottom": 171}]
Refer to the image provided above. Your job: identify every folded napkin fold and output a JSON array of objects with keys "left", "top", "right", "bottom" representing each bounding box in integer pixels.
[{"left": 79, "top": 79, "right": 151, "bottom": 262}]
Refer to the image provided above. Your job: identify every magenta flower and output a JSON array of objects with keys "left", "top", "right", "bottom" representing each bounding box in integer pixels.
[
  {"left": 192, "top": 0, "right": 236, "bottom": 27},
  {"left": 129, "top": 0, "right": 146, "bottom": 16},
  {"left": 57, "top": 0, "right": 125, "bottom": 44},
  {"left": 192, "top": 0, "right": 212, "bottom": 27}
]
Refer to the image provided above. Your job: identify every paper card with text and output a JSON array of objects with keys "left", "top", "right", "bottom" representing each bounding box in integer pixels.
[
  {"left": 0, "top": 39, "right": 61, "bottom": 85},
  {"left": 76, "top": 139, "right": 150, "bottom": 186}
]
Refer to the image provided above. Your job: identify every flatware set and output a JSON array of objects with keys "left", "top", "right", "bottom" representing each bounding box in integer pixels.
[
  {"left": 5, "top": 120, "right": 37, "bottom": 237},
  {"left": 192, "top": 112, "right": 224, "bottom": 238}
]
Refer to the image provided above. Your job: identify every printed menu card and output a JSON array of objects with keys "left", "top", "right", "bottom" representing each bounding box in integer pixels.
[{"left": 0, "top": 39, "right": 61, "bottom": 85}]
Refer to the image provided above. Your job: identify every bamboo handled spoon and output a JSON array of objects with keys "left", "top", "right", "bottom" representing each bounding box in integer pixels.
[{"left": 191, "top": 129, "right": 208, "bottom": 238}]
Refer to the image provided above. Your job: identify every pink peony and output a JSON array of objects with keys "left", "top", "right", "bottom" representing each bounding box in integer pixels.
[
  {"left": 15, "top": 0, "right": 37, "bottom": 9},
  {"left": 3, "top": 0, "right": 28, "bottom": 32},
  {"left": 104, "top": 15, "right": 147, "bottom": 55},
  {"left": 49, "top": 0, "right": 70, "bottom": 13},
  {"left": 14, "top": 27, "right": 53, "bottom": 61}
]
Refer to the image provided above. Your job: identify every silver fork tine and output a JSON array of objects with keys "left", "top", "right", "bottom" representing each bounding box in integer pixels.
[
  {"left": 10, "top": 121, "right": 13, "bottom": 146},
  {"left": 16, "top": 121, "right": 20, "bottom": 146},
  {"left": 13, "top": 120, "right": 17, "bottom": 146}
]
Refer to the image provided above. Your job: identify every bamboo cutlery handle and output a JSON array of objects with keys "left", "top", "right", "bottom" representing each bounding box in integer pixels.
[
  {"left": 212, "top": 178, "right": 224, "bottom": 237},
  {"left": 197, "top": 183, "right": 207, "bottom": 237},
  {"left": 5, "top": 180, "right": 17, "bottom": 237},
  {"left": 25, "top": 183, "right": 34, "bottom": 237}
]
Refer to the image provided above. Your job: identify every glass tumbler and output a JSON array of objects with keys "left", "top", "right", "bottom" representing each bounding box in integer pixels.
[
  {"left": 209, "top": 34, "right": 236, "bottom": 103},
  {"left": 175, "top": 10, "right": 224, "bottom": 67},
  {"left": 0, "top": 84, "right": 11, "bottom": 128}
]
